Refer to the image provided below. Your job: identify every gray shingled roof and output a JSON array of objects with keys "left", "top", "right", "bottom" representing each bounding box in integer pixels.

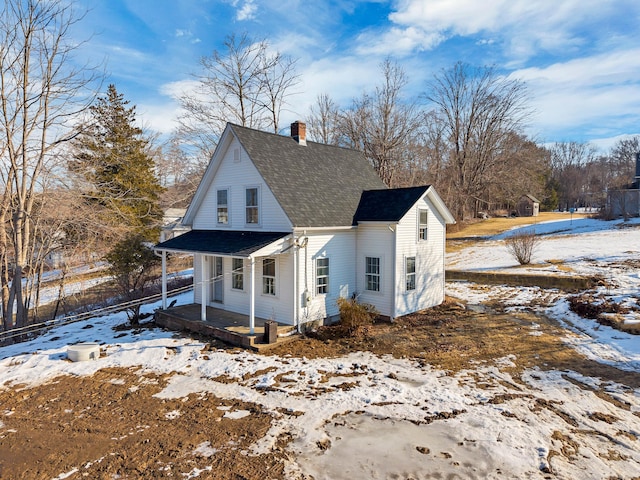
[
  {"left": 353, "top": 185, "right": 431, "bottom": 223},
  {"left": 230, "top": 124, "right": 386, "bottom": 228}
]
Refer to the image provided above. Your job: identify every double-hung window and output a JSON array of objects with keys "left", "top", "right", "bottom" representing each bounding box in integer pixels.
[
  {"left": 365, "top": 256, "right": 380, "bottom": 292},
  {"left": 316, "top": 258, "right": 329, "bottom": 294},
  {"left": 217, "top": 189, "right": 228, "bottom": 225},
  {"left": 232, "top": 258, "right": 244, "bottom": 290},
  {"left": 262, "top": 258, "right": 276, "bottom": 295},
  {"left": 405, "top": 256, "right": 416, "bottom": 291},
  {"left": 418, "top": 209, "right": 428, "bottom": 240},
  {"left": 246, "top": 187, "right": 259, "bottom": 224}
]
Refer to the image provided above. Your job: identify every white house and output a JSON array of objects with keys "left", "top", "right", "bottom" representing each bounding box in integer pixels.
[{"left": 155, "top": 122, "right": 455, "bottom": 334}]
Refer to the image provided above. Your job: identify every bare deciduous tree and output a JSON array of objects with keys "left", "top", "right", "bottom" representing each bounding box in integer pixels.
[
  {"left": 306, "top": 93, "right": 341, "bottom": 144},
  {"left": 424, "top": 62, "right": 531, "bottom": 220},
  {"left": 608, "top": 136, "right": 640, "bottom": 187},
  {"left": 0, "top": 0, "right": 99, "bottom": 330},
  {"left": 176, "top": 33, "right": 299, "bottom": 161},
  {"left": 548, "top": 141, "right": 598, "bottom": 210},
  {"left": 483, "top": 133, "right": 549, "bottom": 213},
  {"left": 156, "top": 138, "right": 204, "bottom": 209},
  {"left": 259, "top": 52, "right": 300, "bottom": 133},
  {"left": 340, "top": 59, "right": 424, "bottom": 186}
]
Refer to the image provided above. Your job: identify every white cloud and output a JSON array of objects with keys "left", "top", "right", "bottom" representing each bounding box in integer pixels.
[
  {"left": 137, "top": 101, "right": 181, "bottom": 135},
  {"left": 515, "top": 49, "right": 640, "bottom": 88},
  {"left": 367, "top": 0, "right": 636, "bottom": 61},
  {"left": 590, "top": 133, "right": 640, "bottom": 152},
  {"left": 390, "top": 0, "right": 513, "bottom": 34},
  {"left": 513, "top": 49, "right": 640, "bottom": 141},
  {"left": 160, "top": 79, "right": 200, "bottom": 101},
  {"left": 235, "top": 0, "right": 258, "bottom": 21},
  {"left": 293, "top": 56, "right": 382, "bottom": 112},
  {"left": 356, "top": 26, "right": 444, "bottom": 56}
]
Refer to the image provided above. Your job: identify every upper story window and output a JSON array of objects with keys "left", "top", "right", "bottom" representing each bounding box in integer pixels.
[
  {"left": 405, "top": 256, "right": 416, "bottom": 291},
  {"left": 418, "top": 209, "right": 428, "bottom": 241},
  {"left": 316, "top": 258, "right": 329, "bottom": 295},
  {"left": 262, "top": 257, "right": 276, "bottom": 295},
  {"left": 217, "top": 189, "right": 228, "bottom": 225},
  {"left": 365, "top": 256, "right": 380, "bottom": 292},
  {"left": 246, "top": 187, "right": 259, "bottom": 224},
  {"left": 232, "top": 258, "right": 244, "bottom": 290}
]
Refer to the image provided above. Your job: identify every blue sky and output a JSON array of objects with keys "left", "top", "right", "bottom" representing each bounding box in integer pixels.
[{"left": 72, "top": 0, "right": 640, "bottom": 151}]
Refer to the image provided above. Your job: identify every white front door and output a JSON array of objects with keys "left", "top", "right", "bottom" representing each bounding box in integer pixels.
[{"left": 210, "top": 256, "right": 223, "bottom": 303}]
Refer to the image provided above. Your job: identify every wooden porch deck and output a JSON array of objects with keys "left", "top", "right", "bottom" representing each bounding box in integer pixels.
[{"left": 154, "top": 304, "right": 298, "bottom": 351}]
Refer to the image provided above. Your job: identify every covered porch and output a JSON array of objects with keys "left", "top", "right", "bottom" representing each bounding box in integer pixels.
[
  {"left": 154, "top": 303, "right": 297, "bottom": 351},
  {"left": 154, "top": 229, "right": 296, "bottom": 338}
]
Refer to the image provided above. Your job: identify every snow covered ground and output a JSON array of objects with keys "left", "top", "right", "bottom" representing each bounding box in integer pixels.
[
  {"left": 447, "top": 216, "right": 640, "bottom": 373},
  {"left": 1, "top": 217, "right": 640, "bottom": 479}
]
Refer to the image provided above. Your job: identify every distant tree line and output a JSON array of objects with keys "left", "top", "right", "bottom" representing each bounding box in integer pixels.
[
  {"left": 0, "top": 1, "right": 638, "bottom": 332},
  {"left": 172, "top": 34, "right": 640, "bottom": 222}
]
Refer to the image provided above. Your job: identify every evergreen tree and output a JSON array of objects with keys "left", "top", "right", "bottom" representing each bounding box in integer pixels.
[{"left": 72, "top": 84, "right": 164, "bottom": 242}]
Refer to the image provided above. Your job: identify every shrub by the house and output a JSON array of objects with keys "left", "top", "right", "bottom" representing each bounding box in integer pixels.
[{"left": 337, "top": 297, "right": 379, "bottom": 337}]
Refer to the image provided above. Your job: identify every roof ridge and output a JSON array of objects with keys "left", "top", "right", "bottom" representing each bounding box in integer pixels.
[{"left": 228, "top": 122, "right": 371, "bottom": 154}]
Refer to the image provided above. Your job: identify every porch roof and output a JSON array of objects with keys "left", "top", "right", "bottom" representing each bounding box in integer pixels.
[{"left": 155, "top": 229, "right": 290, "bottom": 257}]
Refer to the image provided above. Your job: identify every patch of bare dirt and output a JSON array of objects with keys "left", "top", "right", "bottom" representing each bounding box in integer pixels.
[
  {"left": 0, "top": 368, "right": 286, "bottom": 480},
  {"left": 3, "top": 296, "right": 640, "bottom": 479},
  {"left": 568, "top": 291, "right": 640, "bottom": 334},
  {"left": 268, "top": 298, "right": 640, "bottom": 388}
]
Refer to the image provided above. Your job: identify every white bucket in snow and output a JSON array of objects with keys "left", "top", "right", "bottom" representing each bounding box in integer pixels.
[{"left": 67, "top": 343, "right": 101, "bottom": 362}]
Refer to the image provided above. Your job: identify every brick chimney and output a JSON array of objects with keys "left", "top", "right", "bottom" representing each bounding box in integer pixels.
[{"left": 291, "top": 121, "right": 306, "bottom": 146}]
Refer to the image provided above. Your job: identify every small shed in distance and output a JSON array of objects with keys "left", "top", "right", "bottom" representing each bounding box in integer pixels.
[{"left": 516, "top": 194, "right": 540, "bottom": 217}]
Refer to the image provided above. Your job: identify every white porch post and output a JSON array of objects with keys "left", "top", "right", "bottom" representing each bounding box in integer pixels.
[
  {"left": 161, "top": 250, "right": 167, "bottom": 309},
  {"left": 293, "top": 243, "right": 297, "bottom": 328},
  {"left": 200, "top": 255, "right": 207, "bottom": 321},
  {"left": 249, "top": 256, "right": 255, "bottom": 335}
]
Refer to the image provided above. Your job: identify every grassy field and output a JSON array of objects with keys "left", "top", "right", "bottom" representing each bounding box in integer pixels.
[{"left": 446, "top": 212, "right": 590, "bottom": 239}]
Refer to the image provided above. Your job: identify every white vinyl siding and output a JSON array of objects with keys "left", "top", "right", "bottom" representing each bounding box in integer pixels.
[
  {"left": 297, "top": 231, "right": 357, "bottom": 323},
  {"left": 356, "top": 224, "right": 393, "bottom": 316},
  {"left": 394, "top": 198, "right": 447, "bottom": 316},
  {"left": 195, "top": 254, "right": 294, "bottom": 325},
  {"left": 191, "top": 137, "right": 291, "bottom": 231}
]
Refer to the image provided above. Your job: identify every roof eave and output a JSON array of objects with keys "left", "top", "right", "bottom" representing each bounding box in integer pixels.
[
  {"left": 182, "top": 125, "right": 235, "bottom": 226},
  {"left": 425, "top": 186, "right": 456, "bottom": 224}
]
